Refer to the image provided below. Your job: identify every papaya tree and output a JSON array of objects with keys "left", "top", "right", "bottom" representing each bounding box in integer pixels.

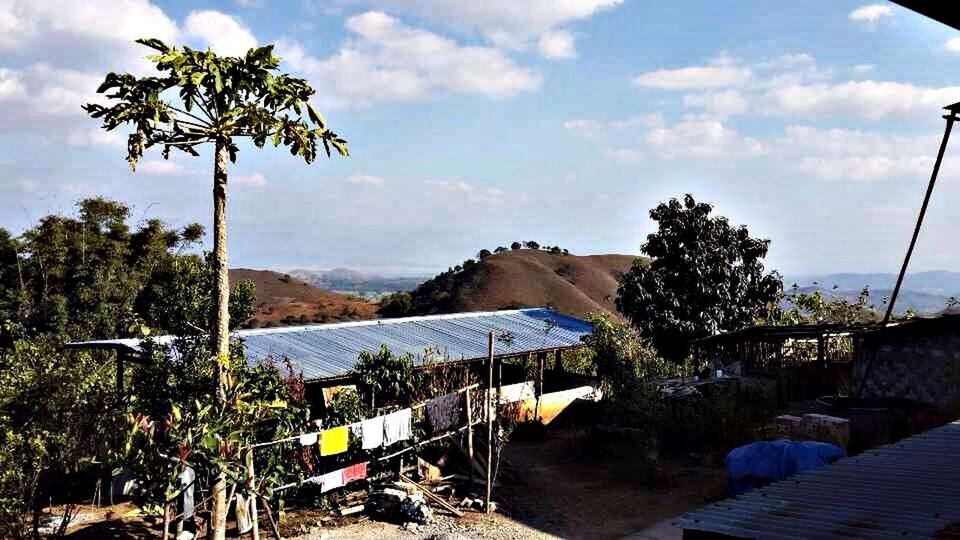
[{"left": 83, "top": 39, "right": 348, "bottom": 539}]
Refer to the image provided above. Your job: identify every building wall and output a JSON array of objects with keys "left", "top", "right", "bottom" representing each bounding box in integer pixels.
[{"left": 854, "top": 332, "right": 960, "bottom": 410}]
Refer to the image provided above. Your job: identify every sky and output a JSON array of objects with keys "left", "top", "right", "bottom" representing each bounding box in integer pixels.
[{"left": 2, "top": 1, "right": 960, "bottom": 277}]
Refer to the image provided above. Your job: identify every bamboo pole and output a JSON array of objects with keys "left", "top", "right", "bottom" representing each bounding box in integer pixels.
[
  {"left": 257, "top": 495, "right": 281, "bottom": 540},
  {"left": 485, "top": 331, "right": 494, "bottom": 514},
  {"left": 535, "top": 352, "right": 545, "bottom": 421},
  {"left": 465, "top": 386, "right": 474, "bottom": 489},
  {"left": 246, "top": 451, "right": 260, "bottom": 540}
]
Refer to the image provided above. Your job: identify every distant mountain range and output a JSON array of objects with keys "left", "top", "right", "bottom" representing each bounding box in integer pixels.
[
  {"left": 786, "top": 271, "right": 960, "bottom": 314},
  {"left": 289, "top": 267, "right": 428, "bottom": 297}
]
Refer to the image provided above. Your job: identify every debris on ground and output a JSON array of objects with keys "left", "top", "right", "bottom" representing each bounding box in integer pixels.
[{"left": 368, "top": 486, "right": 434, "bottom": 525}]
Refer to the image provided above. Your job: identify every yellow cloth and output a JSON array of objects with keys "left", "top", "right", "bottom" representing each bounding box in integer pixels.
[{"left": 319, "top": 425, "right": 349, "bottom": 456}]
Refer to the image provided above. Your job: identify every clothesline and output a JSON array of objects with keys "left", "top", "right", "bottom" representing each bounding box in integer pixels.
[
  {"left": 272, "top": 419, "right": 483, "bottom": 493},
  {"left": 246, "top": 383, "right": 482, "bottom": 451}
]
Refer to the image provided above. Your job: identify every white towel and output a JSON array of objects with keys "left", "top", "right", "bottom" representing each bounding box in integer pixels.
[
  {"left": 383, "top": 408, "right": 412, "bottom": 446},
  {"left": 321, "top": 470, "right": 344, "bottom": 493},
  {"left": 361, "top": 416, "right": 385, "bottom": 449},
  {"left": 299, "top": 432, "right": 318, "bottom": 446}
]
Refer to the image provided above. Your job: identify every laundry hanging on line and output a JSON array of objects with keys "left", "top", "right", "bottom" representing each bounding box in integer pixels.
[
  {"left": 426, "top": 392, "right": 461, "bottom": 434},
  {"left": 359, "top": 416, "right": 385, "bottom": 449},
  {"left": 320, "top": 425, "right": 349, "bottom": 456},
  {"left": 320, "top": 469, "right": 344, "bottom": 493},
  {"left": 383, "top": 408, "right": 412, "bottom": 446},
  {"left": 342, "top": 462, "right": 368, "bottom": 484},
  {"left": 299, "top": 432, "right": 318, "bottom": 446}
]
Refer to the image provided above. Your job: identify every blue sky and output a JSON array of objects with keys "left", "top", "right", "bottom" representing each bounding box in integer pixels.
[{"left": 2, "top": 1, "right": 960, "bottom": 276}]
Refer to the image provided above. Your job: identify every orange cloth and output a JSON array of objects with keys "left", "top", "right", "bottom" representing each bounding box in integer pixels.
[{"left": 319, "top": 425, "right": 349, "bottom": 456}]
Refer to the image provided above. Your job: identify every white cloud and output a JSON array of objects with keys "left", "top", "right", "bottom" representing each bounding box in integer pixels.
[
  {"left": 642, "top": 116, "right": 768, "bottom": 158},
  {"left": 347, "top": 174, "right": 386, "bottom": 186},
  {"left": 945, "top": 37, "right": 960, "bottom": 54},
  {"left": 137, "top": 159, "right": 186, "bottom": 175},
  {"left": 234, "top": 172, "right": 267, "bottom": 186},
  {"left": 849, "top": 4, "right": 893, "bottom": 24},
  {"left": 762, "top": 80, "right": 960, "bottom": 119},
  {"left": 355, "top": 0, "right": 622, "bottom": 49},
  {"left": 279, "top": 11, "right": 540, "bottom": 108},
  {"left": 683, "top": 89, "right": 749, "bottom": 117},
  {"left": 776, "top": 125, "right": 934, "bottom": 181},
  {"left": 633, "top": 52, "right": 960, "bottom": 120},
  {"left": 64, "top": 128, "right": 124, "bottom": 147},
  {"left": 633, "top": 65, "right": 751, "bottom": 90},
  {"left": 0, "top": 0, "right": 178, "bottom": 53},
  {"left": 537, "top": 29, "right": 575, "bottom": 59},
  {"left": 425, "top": 179, "right": 505, "bottom": 203},
  {"left": 604, "top": 116, "right": 767, "bottom": 161},
  {"left": 0, "top": 64, "right": 105, "bottom": 128},
  {"left": 183, "top": 10, "right": 257, "bottom": 56},
  {"left": 563, "top": 113, "right": 662, "bottom": 137}
]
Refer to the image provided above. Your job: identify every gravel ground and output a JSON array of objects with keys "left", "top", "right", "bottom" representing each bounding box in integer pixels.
[{"left": 289, "top": 511, "right": 559, "bottom": 540}]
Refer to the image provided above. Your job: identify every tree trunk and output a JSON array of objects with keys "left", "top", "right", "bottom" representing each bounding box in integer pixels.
[{"left": 211, "top": 138, "right": 231, "bottom": 540}]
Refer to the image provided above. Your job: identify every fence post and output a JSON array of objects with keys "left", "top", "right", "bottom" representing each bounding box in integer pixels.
[
  {"left": 246, "top": 450, "right": 260, "bottom": 540},
  {"left": 465, "top": 386, "right": 475, "bottom": 489},
  {"left": 486, "top": 331, "right": 494, "bottom": 513}
]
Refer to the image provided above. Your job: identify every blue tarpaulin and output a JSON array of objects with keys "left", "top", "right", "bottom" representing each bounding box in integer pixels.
[{"left": 725, "top": 439, "right": 844, "bottom": 495}]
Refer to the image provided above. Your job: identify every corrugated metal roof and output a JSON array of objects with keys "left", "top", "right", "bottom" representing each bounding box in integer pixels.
[
  {"left": 66, "top": 308, "right": 592, "bottom": 381},
  {"left": 675, "top": 420, "right": 960, "bottom": 539}
]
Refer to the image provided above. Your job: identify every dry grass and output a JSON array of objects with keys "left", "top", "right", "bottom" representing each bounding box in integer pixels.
[{"left": 230, "top": 268, "right": 376, "bottom": 327}]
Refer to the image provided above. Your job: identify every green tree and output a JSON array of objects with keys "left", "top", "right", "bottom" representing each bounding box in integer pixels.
[
  {"left": 778, "top": 285, "right": 880, "bottom": 324},
  {"left": 494, "top": 246, "right": 508, "bottom": 254},
  {"left": 477, "top": 249, "right": 492, "bottom": 260},
  {"left": 378, "top": 291, "right": 412, "bottom": 318},
  {"left": 15, "top": 198, "right": 198, "bottom": 340},
  {"left": 616, "top": 194, "right": 781, "bottom": 362},
  {"left": 510, "top": 242, "right": 522, "bottom": 250},
  {"left": 352, "top": 345, "right": 417, "bottom": 409},
  {"left": 84, "top": 40, "right": 347, "bottom": 536},
  {"left": 524, "top": 240, "right": 540, "bottom": 250},
  {"left": 0, "top": 229, "right": 20, "bottom": 326}
]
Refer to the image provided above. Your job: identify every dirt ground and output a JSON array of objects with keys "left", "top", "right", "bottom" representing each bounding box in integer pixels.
[
  {"left": 290, "top": 428, "right": 721, "bottom": 540},
  {"left": 67, "top": 428, "right": 721, "bottom": 539}
]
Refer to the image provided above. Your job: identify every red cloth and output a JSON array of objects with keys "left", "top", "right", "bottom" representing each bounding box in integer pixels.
[{"left": 342, "top": 462, "right": 367, "bottom": 484}]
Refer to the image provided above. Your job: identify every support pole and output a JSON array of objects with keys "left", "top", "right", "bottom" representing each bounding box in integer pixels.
[
  {"left": 485, "top": 332, "right": 494, "bottom": 514},
  {"left": 535, "top": 352, "right": 546, "bottom": 421},
  {"left": 553, "top": 349, "right": 564, "bottom": 374},
  {"left": 465, "top": 386, "right": 475, "bottom": 490},
  {"left": 858, "top": 105, "right": 958, "bottom": 398},
  {"left": 246, "top": 451, "right": 260, "bottom": 540},
  {"left": 883, "top": 107, "right": 958, "bottom": 324},
  {"left": 116, "top": 354, "right": 125, "bottom": 398}
]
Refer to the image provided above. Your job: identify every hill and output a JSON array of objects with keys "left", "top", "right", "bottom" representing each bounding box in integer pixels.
[
  {"left": 229, "top": 268, "right": 376, "bottom": 327},
  {"left": 405, "top": 249, "right": 641, "bottom": 317}
]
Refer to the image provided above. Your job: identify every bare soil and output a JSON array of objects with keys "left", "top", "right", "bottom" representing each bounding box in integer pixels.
[{"left": 66, "top": 428, "right": 720, "bottom": 539}]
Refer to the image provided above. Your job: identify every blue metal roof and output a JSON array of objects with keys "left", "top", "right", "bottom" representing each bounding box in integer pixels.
[{"left": 66, "top": 308, "right": 593, "bottom": 381}]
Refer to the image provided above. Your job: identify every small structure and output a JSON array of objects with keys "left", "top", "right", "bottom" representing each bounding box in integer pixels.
[
  {"left": 66, "top": 307, "right": 592, "bottom": 392},
  {"left": 675, "top": 419, "right": 960, "bottom": 539},
  {"left": 690, "top": 323, "right": 875, "bottom": 403},
  {"left": 852, "top": 314, "right": 960, "bottom": 413}
]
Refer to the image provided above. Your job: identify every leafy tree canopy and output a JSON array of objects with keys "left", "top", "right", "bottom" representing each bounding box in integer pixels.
[
  {"left": 616, "top": 194, "right": 782, "bottom": 362},
  {"left": 84, "top": 39, "right": 347, "bottom": 170}
]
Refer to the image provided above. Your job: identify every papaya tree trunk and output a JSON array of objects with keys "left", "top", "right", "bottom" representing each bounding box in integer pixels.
[{"left": 211, "top": 138, "right": 230, "bottom": 540}]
